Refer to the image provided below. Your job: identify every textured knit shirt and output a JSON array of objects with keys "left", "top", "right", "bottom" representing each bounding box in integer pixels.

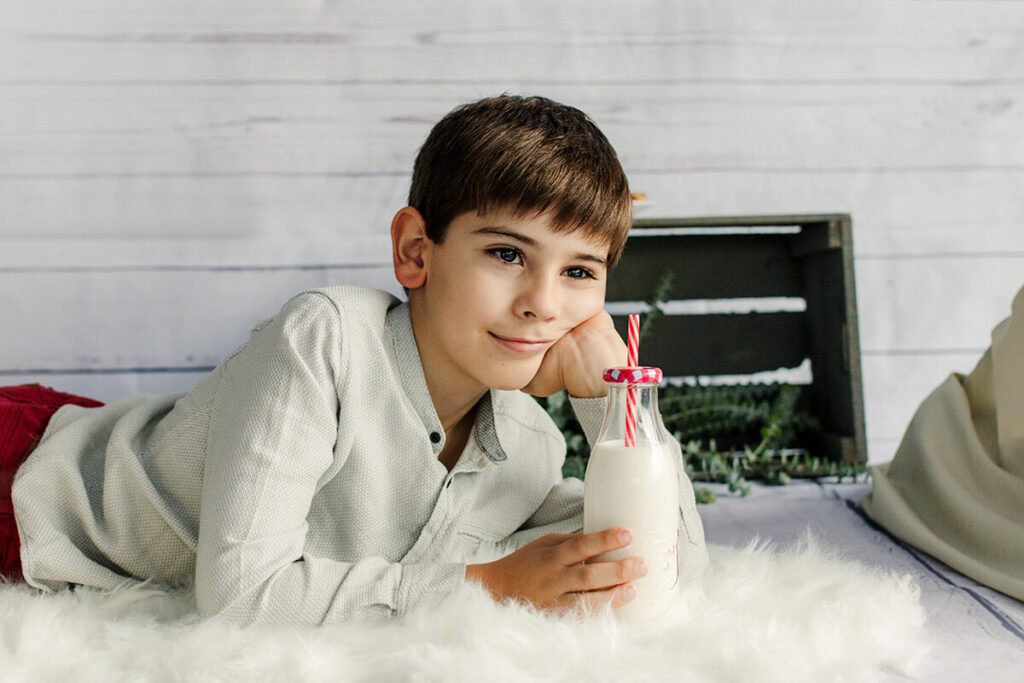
[{"left": 12, "top": 285, "right": 709, "bottom": 625}]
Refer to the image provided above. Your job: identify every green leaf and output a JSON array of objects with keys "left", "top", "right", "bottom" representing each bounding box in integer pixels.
[
  {"left": 540, "top": 278, "right": 867, "bottom": 499},
  {"left": 562, "top": 456, "right": 586, "bottom": 480},
  {"left": 695, "top": 487, "right": 716, "bottom": 504}
]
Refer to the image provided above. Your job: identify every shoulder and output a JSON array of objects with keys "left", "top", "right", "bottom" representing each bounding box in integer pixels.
[
  {"left": 254, "top": 286, "right": 401, "bottom": 342},
  {"left": 279, "top": 285, "right": 400, "bottom": 326},
  {"left": 224, "top": 286, "right": 400, "bottom": 369}
]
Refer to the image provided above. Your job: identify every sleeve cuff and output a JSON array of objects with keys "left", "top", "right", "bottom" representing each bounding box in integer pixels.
[{"left": 395, "top": 562, "right": 468, "bottom": 615}]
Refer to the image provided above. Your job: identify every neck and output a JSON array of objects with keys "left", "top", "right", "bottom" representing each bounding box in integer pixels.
[{"left": 408, "top": 296, "right": 488, "bottom": 434}]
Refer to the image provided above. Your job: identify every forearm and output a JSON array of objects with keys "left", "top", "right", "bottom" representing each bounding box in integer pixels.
[{"left": 196, "top": 553, "right": 467, "bottom": 625}]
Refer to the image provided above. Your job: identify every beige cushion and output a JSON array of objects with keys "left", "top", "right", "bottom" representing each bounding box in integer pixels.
[{"left": 859, "top": 283, "right": 1024, "bottom": 601}]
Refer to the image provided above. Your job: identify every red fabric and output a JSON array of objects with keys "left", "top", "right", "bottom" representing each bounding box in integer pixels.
[{"left": 0, "top": 383, "right": 104, "bottom": 582}]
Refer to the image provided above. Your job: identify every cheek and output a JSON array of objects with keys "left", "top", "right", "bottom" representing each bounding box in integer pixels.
[
  {"left": 434, "top": 259, "right": 495, "bottom": 319},
  {"left": 563, "top": 286, "right": 605, "bottom": 324}
]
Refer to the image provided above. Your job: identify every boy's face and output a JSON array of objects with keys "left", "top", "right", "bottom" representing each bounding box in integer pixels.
[{"left": 411, "top": 207, "right": 610, "bottom": 394}]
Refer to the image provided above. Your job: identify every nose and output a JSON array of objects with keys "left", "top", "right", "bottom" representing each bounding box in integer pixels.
[{"left": 516, "top": 270, "right": 560, "bottom": 322}]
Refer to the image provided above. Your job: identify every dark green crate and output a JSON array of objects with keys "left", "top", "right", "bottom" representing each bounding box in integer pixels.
[{"left": 609, "top": 213, "right": 866, "bottom": 464}]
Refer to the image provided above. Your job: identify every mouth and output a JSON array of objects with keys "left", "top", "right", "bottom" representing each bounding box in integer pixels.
[{"left": 488, "top": 332, "right": 556, "bottom": 354}]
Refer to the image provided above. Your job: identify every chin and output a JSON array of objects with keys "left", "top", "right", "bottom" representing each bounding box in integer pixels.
[
  {"left": 481, "top": 367, "right": 540, "bottom": 392},
  {"left": 486, "top": 377, "right": 532, "bottom": 392}
]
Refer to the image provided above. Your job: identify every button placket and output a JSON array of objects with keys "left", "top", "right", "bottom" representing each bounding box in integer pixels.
[{"left": 402, "top": 478, "right": 451, "bottom": 564}]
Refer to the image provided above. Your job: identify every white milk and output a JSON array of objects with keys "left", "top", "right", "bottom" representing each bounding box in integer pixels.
[{"left": 583, "top": 439, "right": 679, "bottom": 621}]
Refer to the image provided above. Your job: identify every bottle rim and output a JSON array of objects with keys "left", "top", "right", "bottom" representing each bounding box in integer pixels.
[{"left": 601, "top": 366, "right": 663, "bottom": 384}]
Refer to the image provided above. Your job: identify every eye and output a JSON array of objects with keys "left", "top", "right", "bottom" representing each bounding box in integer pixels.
[
  {"left": 564, "top": 266, "right": 597, "bottom": 280},
  {"left": 487, "top": 247, "right": 523, "bottom": 266}
]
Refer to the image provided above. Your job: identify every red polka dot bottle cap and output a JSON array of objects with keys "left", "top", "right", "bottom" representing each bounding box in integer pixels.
[{"left": 602, "top": 366, "right": 663, "bottom": 384}]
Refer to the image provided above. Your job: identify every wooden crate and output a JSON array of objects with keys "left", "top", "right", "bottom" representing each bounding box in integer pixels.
[{"left": 608, "top": 213, "right": 866, "bottom": 465}]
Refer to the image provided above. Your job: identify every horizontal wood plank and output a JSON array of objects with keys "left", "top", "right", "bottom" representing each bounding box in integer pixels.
[
  {"left": 0, "top": 267, "right": 401, "bottom": 371},
  {"left": 855, "top": 257, "right": 1024, "bottom": 352},
  {"left": 861, "top": 350, "right": 984, "bottom": 457},
  {"left": 2, "top": 1, "right": 1022, "bottom": 82},
  {"left": 0, "top": 370, "right": 209, "bottom": 405},
  {"left": 626, "top": 169, "right": 1024, "bottom": 257},
  {"left": 3, "top": 171, "right": 1024, "bottom": 264},
  {"left": 2, "top": 83, "right": 1024, "bottom": 175}
]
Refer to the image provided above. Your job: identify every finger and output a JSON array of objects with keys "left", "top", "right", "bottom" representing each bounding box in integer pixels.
[
  {"left": 562, "top": 583, "right": 636, "bottom": 615},
  {"left": 569, "top": 557, "right": 647, "bottom": 592},
  {"left": 556, "top": 527, "right": 632, "bottom": 566},
  {"left": 530, "top": 532, "right": 575, "bottom": 547},
  {"left": 520, "top": 353, "right": 563, "bottom": 397}
]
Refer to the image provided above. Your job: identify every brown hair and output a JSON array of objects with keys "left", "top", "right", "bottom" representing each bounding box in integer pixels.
[{"left": 407, "top": 94, "right": 632, "bottom": 270}]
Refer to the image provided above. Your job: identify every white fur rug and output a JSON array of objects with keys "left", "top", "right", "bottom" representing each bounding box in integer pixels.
[{"left": 0, "top": 532, "right": 929, "bottom": 682}]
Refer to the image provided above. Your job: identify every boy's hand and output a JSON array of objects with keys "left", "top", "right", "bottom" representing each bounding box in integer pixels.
[
  {"left": 521, "top": 310, "right": 627, "bottom": 398},
  {"left": 465, "top": 528, "right": 648, "bottom": 614}
]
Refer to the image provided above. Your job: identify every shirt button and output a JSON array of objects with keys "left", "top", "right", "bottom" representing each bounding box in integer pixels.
[{"left": 430, "top": 432, "right": 441, "bottom": 444}]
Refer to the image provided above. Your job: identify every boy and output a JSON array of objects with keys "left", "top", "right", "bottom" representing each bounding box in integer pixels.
[{"left": 3, "top": 94, "right": 709, "bottom": 624}]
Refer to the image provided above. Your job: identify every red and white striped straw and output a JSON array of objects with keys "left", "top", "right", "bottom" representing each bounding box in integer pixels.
[{"left": 625, "top": 314, "right": 640, "bottom": 447}]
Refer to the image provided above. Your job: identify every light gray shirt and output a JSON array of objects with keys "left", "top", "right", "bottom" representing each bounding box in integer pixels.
[{"left": 13, "top": 285, "right": 708, "bottom": 625}]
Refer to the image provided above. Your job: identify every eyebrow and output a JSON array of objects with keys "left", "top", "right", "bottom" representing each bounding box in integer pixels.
[{"left": 471, "top": 227, "right": 608, "bottom": 267}]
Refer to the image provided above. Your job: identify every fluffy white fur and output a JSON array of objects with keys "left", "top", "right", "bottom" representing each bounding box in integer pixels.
[{"left": 0, "top": 531, "right": 929, "bottom": 682}]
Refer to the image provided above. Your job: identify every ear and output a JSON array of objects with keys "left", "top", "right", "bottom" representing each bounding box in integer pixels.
[{"left": 390, "top": 206, "right": 432, "bottom": 290}]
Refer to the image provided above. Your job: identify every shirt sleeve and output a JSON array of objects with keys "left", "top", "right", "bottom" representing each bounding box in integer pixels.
[{"left": 195, "top": 292, "right": 465, "bottom": 625}]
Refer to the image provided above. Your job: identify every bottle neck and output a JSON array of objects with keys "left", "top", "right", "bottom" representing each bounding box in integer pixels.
[{"left": 595, "top": 382, "right": 666, "bottom": 447}]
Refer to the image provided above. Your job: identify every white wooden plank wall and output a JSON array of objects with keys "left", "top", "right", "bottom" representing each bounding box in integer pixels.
[{"left": 2, "top": 0, "right": 1022, "bottom": 464}]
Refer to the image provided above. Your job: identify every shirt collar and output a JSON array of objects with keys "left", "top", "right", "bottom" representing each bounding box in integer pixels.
[{"left": 385, "top": 300, "right": 508, "bottom": 463}]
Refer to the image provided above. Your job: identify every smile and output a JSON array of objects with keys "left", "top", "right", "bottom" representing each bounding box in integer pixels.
[{"left": 489, "top": 332, "right": 555, "bottom": 354}]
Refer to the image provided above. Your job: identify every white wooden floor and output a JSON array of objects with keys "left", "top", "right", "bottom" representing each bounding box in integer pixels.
[{"left": 700, "top": 480, "right": 1024, "bottom": 682}]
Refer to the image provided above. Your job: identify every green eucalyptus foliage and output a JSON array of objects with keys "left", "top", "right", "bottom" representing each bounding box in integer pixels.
[
  {"left": 537, "top": 384, "right": 868, "bottom": 503},
  {"left": 535, "top": 268, "right": 868, "bottom": 503}
]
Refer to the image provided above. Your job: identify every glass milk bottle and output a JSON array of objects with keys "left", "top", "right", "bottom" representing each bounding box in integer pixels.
[{"left": 583, "top": 366, "right": 679, "bottom": 622}]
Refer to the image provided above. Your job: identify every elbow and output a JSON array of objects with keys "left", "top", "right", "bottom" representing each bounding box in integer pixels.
[
  {"left": 194, "top": 566, "right": 258, "bottom": 626},
  {"left": 195, "top": 584, "right": 259, "bottom": 626},
  {"left": 195, "top": 590, "right": 222, "bottom": 621},
  {"left": 194, "top": 543, "right": 265, "bottom": 625},
  {"left": 195, "top": 578, "right": 234, "bottom": 621}
]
